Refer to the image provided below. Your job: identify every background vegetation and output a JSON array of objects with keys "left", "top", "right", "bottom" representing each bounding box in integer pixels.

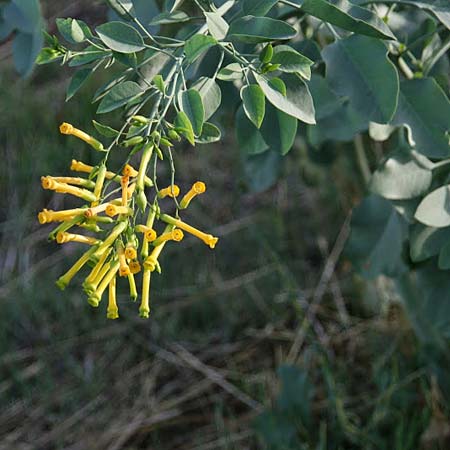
[{"left": 1, "top": 1, "right": 450, "bottom": 449}]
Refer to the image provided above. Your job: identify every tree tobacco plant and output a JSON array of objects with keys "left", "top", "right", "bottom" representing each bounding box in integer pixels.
[{"left": 15, "top": 0, "right": 449, "bottom": 326}]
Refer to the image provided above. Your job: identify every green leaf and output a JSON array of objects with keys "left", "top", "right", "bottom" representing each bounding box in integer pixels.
[
  {"left": 236, "top": 106, "right": 269, "bottom": 155},
  {"left": 439, "top": 241, "right": 450, "bottom": 269},
  {"left": 301, "top": 0, "right": 395, "bottom": 40},
  {"left": 271, "top": 45, "right": 313, "bottom": 80},
  {"left": 69, "top": 45, "right": 108, "bottom": 67},
  {"left": 241, "top": 84, "right": 266, "bottom": 129},
  {"left": 153, "top": 74, "right": 165, "bottom": 94},
  {"left": 3, "top": 0, "right": 43, "bottom": 33},
  {"left": 13, "top": 30, "right": 42, "bottom": 77},
  {"left": 96, "top": 21, "right": 145, "bottom": 54},
  {"left": 415, "top": 185, "right": 450, "bottom": 228},
  {"left": 369, "top": 147, "right": 432, "bottom": 200},
  {"left": 175, "top": 111, "right": 195, "bottom": 145},
  {"left": 35, "top": 48, "right": 61, "bottom": 65},
  {"left": 255, "top": 73, "right": 316, "bottom": 124},
  {"left": 369, "top": 122, "right": 396, "bottom": 142},
  {"left": 307, "top": 74, "right": 343, "bottom": 121},
  {"left": 410, "top": 224, "right": 450, "bottom": 262},
  {"left": 184, "top": 34, "right": 217, "bottom": 63},
  {"left": 56, "top": 18, "right": 92, "bottom": 43},
  {"left": 322, "top": 34, "right": 399, "bottom": 124},
  {"left": 97, "top": 80, "right": 144, "bottom": 114},
  {"left": 352, "top": 0, "right": 450, "bottom": 30},
  {"left": 179, "top": 89, "right": 205, "bottom": 136},
  {"left": 260, "top": 102, "right": 298, "bottom": 155},
  {"left": 244, "top": 150, "right": 283, "bottom": 193},
  {"left": 242, "top": 0, "right": 279, "bottom": 16},
  {"left": 106, "top": 0, "right": 134, "bottom": 20},
  {"left": 217, "top": 63, "right": 243, "bottom": 81},
  {"left": 205, "top": 12, "right": 229, "bottom": 40},
  {"left": 66, "top": 68, "right": 92, "bottom": 101},
  {"left": 228, "top": 16, "right": 297, "bottom": 44},
  {"left": 391, "top": 78, "right": 450, "bottom": 159},
  {"left": 196, "top": 122, "right": 221, "bottom": 144},
  {"left": 191, "top": 77, "right": 222, "bottom": 121},
  {"left": 345, "top": 195, "right": 407, "bottom": 278},
  {"left": 150, "top": 11, "right": 190, "bottom": 25},
  {"left": 92, "top": 120, "right": 120, "bottom": 138}
]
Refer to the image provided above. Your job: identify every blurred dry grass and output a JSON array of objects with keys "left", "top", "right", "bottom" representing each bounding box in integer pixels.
[{"left": 0, "top": 2, "right": 449, "bottom": 450}]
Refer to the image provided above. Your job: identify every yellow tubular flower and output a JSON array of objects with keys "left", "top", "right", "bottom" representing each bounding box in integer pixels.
[
  {"left": 152, "top": 229, "right": 184, "bottom": 247},
  {"left": 141, "top": 206, "right": 157, "bottom": 259},
  {"left": 160, "top": 214, "right": 219, "bottom": 249},
  {"left": 140, "top": 269, "right": 151, "bottom": 318},
  {"left": 144, "top": 224, "right": 174, "bottom": 272},
  {"left": 179, "top": 181, "right": 206, "bottom": 209},
  {"left": 129, "top": 260, "right": 141, "bottom": 274},
  {"left": 41, "top": 177, "right": 97, "bottom": 203},
  {"left": 145, "top": 229, "right": 157, "bottom": 243},
  {"left": 94, "top": 220, "right": 128, "bottom": 258},
  {"left": 84, "top": 260, "right": 111, "bottom": 295},
  {"left": 84, "top": 248, "right": 112, "bottom": 287},
  {"left": 121, "top": 175, "right": 129, "bottom": 206},
  {"left": 88, "top": 260, "right": 120, "bottom": 307},
  {"left": 125, "top": 243, "right": 137, "bottom": 260},
  {"left": 123, "top": 164, "right": 153, "bottom": 187},
  {"left": 60, "top": 122, "right": 104, "bottom": 152},
  {"left": 56, "top": 232, "right": 99, "bottom": 246},
  {"left": 107, "top": 276, "right": 119, "bottom": 319},
  {"left": 117, "top": 243, "right": 130, "bottom": 277},
  {"left": 158, "top": 184, "right": 180, "bottom": 199},
  {"left": 136, "top": 143, "right": 154, "bottom": 191},
  {"left": 127, "top": 183, "right": 136, "bottom": 198},
  {"left": 56, "top": 245, "right": 99, "bottom": 290},
  {"left": 38, "top": 208, "right": 87, "bottom": 224},
  {"left": 50, "top": 177, "right": 95, "bottom": 189},
  {"left": 70, "top": 160, "right": 121, "bottom": 183},
  {"left": 105, "top": 204, "right": 133, "bottom": 218},
  {"left": 91, "top": 164, "right": 107, "bottom": 206},
  {"left": 48, "top": 215, "right": 85, "bottom": 241},
  {"left": 128, "top": 273, "right": 138, "bottom": 301}
]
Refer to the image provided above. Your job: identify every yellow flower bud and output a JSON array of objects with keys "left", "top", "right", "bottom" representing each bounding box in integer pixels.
[
  {"left": 117, "top": 242, "right": 130, "bottom": 277},
  {"left": 128, "top": 273, "right": 138, "bottom": 301},
  {"left": 38, "top": 208, "right": 86, "bottom": 224}
]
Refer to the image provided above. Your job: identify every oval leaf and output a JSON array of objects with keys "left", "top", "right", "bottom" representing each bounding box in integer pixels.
[
  {"left": 96, "top": 21, "right": 145, "bottom": 54},
  {"left": 370, "top": 147, "right": 432, "bottom": 200},
  {"left": 97, "top": 80, "right": 144, "bottom": 114},
  {"left": 66, "top": 68, "right": 92, "bottom": 101},
  {"left": 184, "top": 34, "right": 217, "bottom": 63},
  {"left": 205, "top": 11, "right": 229, "bottom": 40},
  {"left": 255, "top": 73, "right": 316, "bottom": 124},
  {"left": 196, "top": 122, "right": 221, "bottom": 144},
  {"left": 271, "top": 45, "right": 313, "bottom": 80},
  {"left": 301, "top": 0, "right": 395, "bottom": 40},
  {"left": 236, "top": 105, "right": 269, "bottom": 155},
  {"left": 228, "top": 16, "right": 297, "bottom": 44},
  {"left": 415, "top": 185, "right": 450, "bottom": 228},
  {"left": 242, "top": 0, "right": 279, "bottom": 16},
  {"left": 175, "top": 111, "right": 195, "bottom": 145},
  {"left": 191, "top": 77, "right": 222, "bottom": 121},
  {"left": 241, "top": 84, "right": 266, "bottom": 129},
  {"left": 391, "top": 78, "right": 450, "bottom": 159},
  {"left": 180, "top": 89, "right": 205, "bottom": 136},
  {"left": 410, "top": 224, "right": 450, "bottom": 263}
]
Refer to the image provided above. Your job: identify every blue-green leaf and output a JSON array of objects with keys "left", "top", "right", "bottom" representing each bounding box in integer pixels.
[
  {"left": 96, "top": 21, "right": 145, "bottom": 54},
  {"left": 97, "top": 80, "right": 144, "bottom": 113}
]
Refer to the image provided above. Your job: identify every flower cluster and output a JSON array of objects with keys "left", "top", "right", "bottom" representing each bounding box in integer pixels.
[{"left": 38, "top": 123, "right": 218, "bottom": 319}]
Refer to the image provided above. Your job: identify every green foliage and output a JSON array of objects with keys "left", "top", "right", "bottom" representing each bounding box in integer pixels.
[{"left": 4, "top": 0, "right": 450, "bottom": 444}]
